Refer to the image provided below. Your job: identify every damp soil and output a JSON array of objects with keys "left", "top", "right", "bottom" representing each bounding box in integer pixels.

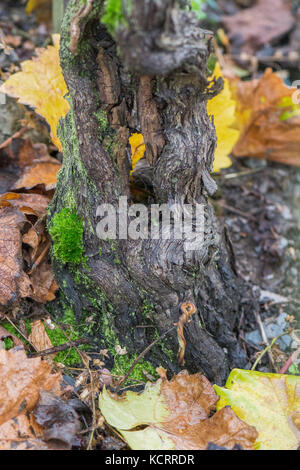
[{"left": 214, "top": 157, "right": 300, "bottom": 368}]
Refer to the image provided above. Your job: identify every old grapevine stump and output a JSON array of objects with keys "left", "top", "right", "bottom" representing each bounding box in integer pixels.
[{"left": 50, "top": 0, "right": 249, "bottom": 384}]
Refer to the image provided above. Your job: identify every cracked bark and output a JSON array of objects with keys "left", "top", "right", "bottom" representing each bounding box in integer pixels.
[{"left": 50, "top": 0, "right": 249, "bottom": 384}]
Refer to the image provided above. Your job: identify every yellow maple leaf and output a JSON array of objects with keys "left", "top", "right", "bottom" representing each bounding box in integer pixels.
[
  {"left": 26, "top": 0, "right": 45, "bottom": 13},
  {"left": 129, "top": 133, "right": 146, "bottom": 172},
  {"left": 207, "top": 63, "right": 240, "bottom": 172},
  {"left": 0, "top": 34, "right": 69, "bottom": 151}
]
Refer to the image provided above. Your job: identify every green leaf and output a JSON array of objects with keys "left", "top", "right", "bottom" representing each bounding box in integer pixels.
[{"left": 214, "top": 369, "right": 300, "bottom": 450}]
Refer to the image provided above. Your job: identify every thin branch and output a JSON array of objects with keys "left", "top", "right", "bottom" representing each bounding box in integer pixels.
[
  {"left": 115, "top": 326, "right": 176, "bottom": 392},
  {"left": 28, "top": 338, "right": 90, "bottom": 357}
]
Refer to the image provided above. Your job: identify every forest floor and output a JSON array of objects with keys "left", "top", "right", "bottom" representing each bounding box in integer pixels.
[{"left": 0, "top": 0, "right": 299, "bottom": 451}]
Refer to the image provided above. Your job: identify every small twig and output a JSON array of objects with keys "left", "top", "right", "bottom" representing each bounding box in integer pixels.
[
  {"left": 28, "top": 339, "right": 89, "bottom": 357},
  {"left": 217, "top": 201, "right": 256, "bottom": 221},
  {"left": 0, "top": 126, "right": 29, "bottom": 150},
  {"left": 254, "top": 308, "right": 277, "bottom": 372},
  {"left": 215, "top": 168, "right": 265, "bottom": 180},
  {"left": 251, "top": 336, "right": 279, "bottom": 371},
  {"left": 279, "top": 346, "right": 300, "bottom": 375},
  {"left": 3, "top": 314, "right": 38, "bottom": 351},
  {"left": 28, "top": 241, "right": 50, "bottom": 274},
  {"left": 115, "top": 326, "right": 176, "bottom": 392}
]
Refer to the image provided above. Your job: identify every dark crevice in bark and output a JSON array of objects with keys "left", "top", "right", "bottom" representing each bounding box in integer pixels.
[{"left": 50, "top": 0, "right": 251, "bottom": 384}]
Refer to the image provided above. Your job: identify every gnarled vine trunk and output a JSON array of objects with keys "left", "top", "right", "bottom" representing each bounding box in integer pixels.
[{"left": 50, "top": 0, "right": 248, "bottom": 384}]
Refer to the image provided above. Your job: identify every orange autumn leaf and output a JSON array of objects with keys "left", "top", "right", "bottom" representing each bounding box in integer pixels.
[
  {"left": 231, "top": 68, "right": 300, "bottom": 165},
  {"left": 0, "top": 35, "right": 69, "bottom": 151},
  {"left": 14, "top": 159, "right": 61, "bottom": 191}
]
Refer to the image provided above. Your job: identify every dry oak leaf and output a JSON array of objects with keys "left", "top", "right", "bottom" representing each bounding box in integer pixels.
[
  {"left": 29, "top": 320, "right": 55, "bottom": 359},
  {"left": 0, "top": 35, "right": 69, "bottom": 151},
  {"left": 215, "top": 369, "right": 300, "bottom": 450},
  {"left": 99, "top": 371, "right": 258, "bottom": 450},
  {"left": 222, "top": 0, "right": 295, "bottom": 55},
  {"left": 33, "top": 390, "right": 81, "bottom": 449},
  {"left": 0, "top": 412, "right": 49, "bottom": 450},
  {"left": 0, "top": 207, "right": 27, "bottom": 305},
  {"left": 0, "top": 192, "right": 50, "bottom": 218},
  {"left": 28, "top": 261, "right": 58, "bottom": 303},
  {"left": 0, "top": 325, "right": 23, "bottom": 348},
  {"left": 13, "top": 158, "right": 61, "bottom": 191},
  {"left": 0, "top": 347, "right": 61, "bottom": 426},
  {"left": 231, "top": 68, "right": 300, "bottom": 165}
]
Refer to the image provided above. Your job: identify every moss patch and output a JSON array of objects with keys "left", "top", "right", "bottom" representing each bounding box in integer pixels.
[
  {"left": 101, "top": 0, "right": 127, "bottom": 35},
  {"left": 45, "top": 308, "right": 84, "bottom": 366},
  {"left": 112, "top": 353, "right": 158, "bottom": 383},
  {"left": 49, "top": 208, "right": 86, "bottom": 265}
]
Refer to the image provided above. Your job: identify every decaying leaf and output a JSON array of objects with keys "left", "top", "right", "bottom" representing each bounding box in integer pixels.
[
  {"left": 0, "top": 325, "right": 23, "bottom": 348},
  {"left": 0, "top": 348, "right": 80, "bottom": 450},
  {"left": 0, "top": 348, "right": 61, "bottom": 426},
  {"left": 207, "top": 63, "right": 240, "bottom": 172},
  {"left": 99, "top": 371, "right": 258, "bottom": 450},
  {"left": 33, "top": 390, "right": 81, "bottom": 449},
  {"left": 13, "top": 158, "right": 61, "bottom": 191},
  {"left": 28, "top": 261, "right": 58, "bottom": 303},
  {"left": 0, "top": 412, "right": 49, "bottom": 450},
  {"left": 29, "top": 320, "right": 55, "bottom": 360},
  {"left": 0, "top": 193, "right": 57, "bottom": 306},
  {"left": 214, "top": 369, "right": 300, "bottom": 450},
  {"left": 0, "top": 35, "right": 69, "bottom": 151},
  {"left": 0, "top": 192, "right": 50, "bottom": 218},
  {"left": 222, "top": 0, "right": 295, "bottom": 54},
  {"left": 231, "top": 68, "right": 300, "bottom": 165},
  {"left": 0, "top": 207, "right": 27, "bottom": 305}
]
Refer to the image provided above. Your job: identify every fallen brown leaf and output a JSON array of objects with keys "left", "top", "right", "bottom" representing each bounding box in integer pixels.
[
  {"left": 0, "top": 348, "right": 80, "bottom": 450},
  {"left": 0, "top": 207, "right": 27, "bottom": 305},
  {"left": 231, "top": 68, "right": 300, "bottom": 165},
  {"left": 29, "top": 320, "right": 55, "bottom": 359},
  {"left": 0, "top": 192, "right": 50, "bottom": 218},
  {"left": 222, "top": 0, "right": 294, "bottom": 54},
  {"left": 33, "top": 390, "right": 81, "bottom": 449},
  {"left": 100, "top": 371, "right": 258, "bottom": 450},
  {"left": 0, "top": 412, "right": 49, "bottom": 450},
  {"left": 28, "top": 260, "right": 58, "bottom": 303},
  {"left": 0, "top": 348, "right": 61, "bottom": 425},
  {"left": 0, "top": 325, "right": 23, "bottom": 348},
  {"left": 14, "top": 159, "right": 61, "bottom": 191}
]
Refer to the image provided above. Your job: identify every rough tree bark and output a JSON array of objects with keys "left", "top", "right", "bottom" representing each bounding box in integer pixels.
[{"left": 50, "top": 0, "right": 248, "bottom": 384}]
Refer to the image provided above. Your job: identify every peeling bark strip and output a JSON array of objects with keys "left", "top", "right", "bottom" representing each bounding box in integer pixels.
[
  {"left": 177, "top": 302, "right": 197, "bottom": 366},
  {"left": 69, "top": 0, "right": 94, "bottom": 53},
  {"left": 50, "top": 0, "right": 251, "bottom": 384},
  {"left": 138, "top": 76, "right": 165, "bottom": 166}
]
